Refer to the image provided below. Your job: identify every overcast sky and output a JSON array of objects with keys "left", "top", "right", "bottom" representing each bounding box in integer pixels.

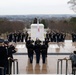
[{"left": 0, "top": 0, "right": 76, "bottom": 15}]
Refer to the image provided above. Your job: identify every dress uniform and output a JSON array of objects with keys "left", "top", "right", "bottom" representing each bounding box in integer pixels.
[
  {"left": 44, "top": 38, "right": 49, "bottom": 57},
  {"left": 46, "top": 32, "right": 49, "bottom": 40},
  {"left": 8, "top": 33, "right": 13, "bottom": 42},
  {"left": 26, "top": 37, "right": 33, "bottom": 58},
  {"left": 21, "top": 33, "right": 25, "bottom": 42},
  {"left": 13, "top": 32, "right": 17, "bottom": 43},
  {"left": 34, "top": 40, "right": 41, "bottom": 64},
  {"left": 25, "top": 31, "right": 29, "bottom": 42},
  {"left": 41, "top": 42, "right": 47, "bottom": 63},
  {"left": 28, "top": 41, "right": 34, "bottom": 63}
]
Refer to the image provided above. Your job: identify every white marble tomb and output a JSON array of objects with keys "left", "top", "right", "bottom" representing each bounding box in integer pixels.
[{"left": 31, "top": 23, "right": 44, "bottom": 41}]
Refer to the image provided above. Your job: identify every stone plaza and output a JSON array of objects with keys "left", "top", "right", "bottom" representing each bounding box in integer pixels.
[{"left": 12, "top": 40, "right": 76, "bottom": 74}]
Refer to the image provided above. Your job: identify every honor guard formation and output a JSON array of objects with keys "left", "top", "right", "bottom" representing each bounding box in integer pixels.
[{"left": 26, "top": 37, "right": 48, "bottom": 64}]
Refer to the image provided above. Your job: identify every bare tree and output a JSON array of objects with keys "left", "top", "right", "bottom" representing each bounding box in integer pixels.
[{"left": 68, "top": 0, "right": 76, "bottom": 12}]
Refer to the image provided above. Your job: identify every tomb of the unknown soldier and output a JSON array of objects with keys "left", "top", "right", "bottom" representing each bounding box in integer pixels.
[{"left": 31, "top": 23, "right": 44, "bottom": 41}]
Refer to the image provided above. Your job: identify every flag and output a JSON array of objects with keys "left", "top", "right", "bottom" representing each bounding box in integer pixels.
[
  {"left": 36, "top": 23, "right": 40, "bottom": 39},
  {"left": 38, "top": 27, "right": 40, "bottom": 32}
]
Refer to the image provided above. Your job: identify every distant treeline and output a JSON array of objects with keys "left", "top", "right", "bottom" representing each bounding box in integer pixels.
[
  {"left": 45, "top": 17, "right": 76, "bottom": 33},
  {"left": 0, "top": 18, "right": 25, "bottom": 33},
  {"left": 0, "top": 17, "right": 76, "bottom": 34}
]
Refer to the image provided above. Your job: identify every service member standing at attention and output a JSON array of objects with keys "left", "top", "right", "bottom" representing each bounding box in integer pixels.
[
  {"left": 44, "top": 38, "right": 49, "bottom": 57},
  {"left": 26, "top": 37, "right": 32, "bottom": 58},
  {"left": 28, "top": 41, "right": 34, "bottom": 63},
  {"left": 34, "top": 38, "right": 41, "bottom": 64},
  {"left": 41, "top": 41, "right": 47, "bottom": 64},
  {"left": 21, "top": 32, "right": 25, "bottom": 42},
  {"left": 25, "top": 31, "right": 29, "bottom": 42},
  {"left": 46, "top": 32, "right": 49, "bottom": 41},
  {"left": 13, "top": 32, "right": 17, "bottom": 43}
]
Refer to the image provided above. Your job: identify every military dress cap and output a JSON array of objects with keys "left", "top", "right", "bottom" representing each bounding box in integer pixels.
[{"left": 0, "top": 39, "right": 4, "bottom": 43}]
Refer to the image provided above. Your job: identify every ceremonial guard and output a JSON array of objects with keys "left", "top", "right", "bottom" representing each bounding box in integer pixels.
[
  {"left": 25, "top": 31, "right": 29, "bottom": 42},
  {"left": 13, "top": 32, "right": 17, "bottom": 43},
  {"left": 41, "top": 41, "right": 47, "bottom": 63},
  {"left": 34, "top": 38, "right": 41, "bottom": 64},
  {"left": 28, "top": 41, "right": 34, "bottom": 63},
  {"left": 17, "top": 32, "right": 21, "bottom": 42},
  {"left": 21, "top": 32, "right": 25, "bottom": 42},
  {"left": 46, "top": 32, "right": 49, "bottom": 41},
  {"left": 44, "top": 38, "right": 49, "bottom": 57},
  {"left": 26, "top": 37, "right": 33, "bottom": 58},
  {"left": 7, "top": 32, "right": 13, "bottom": 42}
]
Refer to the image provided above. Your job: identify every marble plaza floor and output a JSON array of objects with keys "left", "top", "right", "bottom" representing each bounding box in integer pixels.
[{"left": 13, "top": 40, "right": 76, "bottom": 74}]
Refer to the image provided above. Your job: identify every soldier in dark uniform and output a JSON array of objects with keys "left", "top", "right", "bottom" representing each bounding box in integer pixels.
[
  {"left": 46, "top": 32, "right": 49, "bottom": 41},
  {"left": 53, "top": 32, "right": 56, "bottom": 42},
  {"left": 62, "top": 33, "right": 66, "bottom": 42},
  {"left": 26, "top": 37, "right": 33, "bottom": 58},
  {"left": 44, "top": 38, "right": 49, "bottom": 57},
  {"left": 34, "top": 38, "right": 41, "bottom": 64},
  {"left": 13, "top": 32, "right": 17, "bottom": 43},
  {"left": 7, "top": 33, "right": 13, "bottom": 42},
  {"left": 56, "top": 33, "right": 60, "bottom": 42},
  {"left": 21, "top": 32, "right": 25, "bottom": 42},
  {"left": 0, "top": 39, "right": 7, "bottom": 75},
  {"left": 60, "top": 33, "right": 63, "bottom": 42},
  {"left": 28, "top": 41, "right": 34, "bottom": 63},
  {"left": 72, "top": 33, "right": 74, "bottom": 42},
  {"left": 25, "top": 31, "right": 29, "bottom": 42},
  {"left": 17, "top": 32, "right": 21, "bottom": 42},
  {"left": 41, "top": 41, "right": 47, "bottom": 63}
]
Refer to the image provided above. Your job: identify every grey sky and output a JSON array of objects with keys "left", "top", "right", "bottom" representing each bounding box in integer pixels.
[{"left": 0, "top": 0, "right": 76, "bottom": 15}]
